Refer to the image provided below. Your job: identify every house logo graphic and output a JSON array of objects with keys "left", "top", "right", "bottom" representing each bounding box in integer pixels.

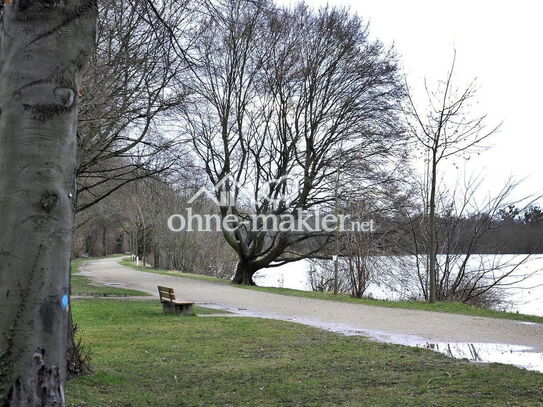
[{"left": 188, "top": 174, "right": 300, "bottom": 209}]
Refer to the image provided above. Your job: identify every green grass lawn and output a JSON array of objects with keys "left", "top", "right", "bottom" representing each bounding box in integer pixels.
[
  {"left": 67, "top": 299, "right": 543, "bottom": 407},
  {"left": 120, "top": 259, "right": 543, "bottom": 324},
  {"left": 72, "top": 258, "right": 150, "bottom": 297}
]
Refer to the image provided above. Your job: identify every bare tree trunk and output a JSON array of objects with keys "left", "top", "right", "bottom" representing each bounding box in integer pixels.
[
  {"left": 428, "top": 153, "right": 438, "bottom": 303},
  {"left": 232, "top": 261, "right": 257, "bottom": 286},
  {"left": 0, "top": 2, "right": 96, "bottom": 406},
  {"left": 154, "top": 241, "right": 160, "bottom": 270},
  {"left": 102, "top": 227, "right": 108, "bottom": 256}
]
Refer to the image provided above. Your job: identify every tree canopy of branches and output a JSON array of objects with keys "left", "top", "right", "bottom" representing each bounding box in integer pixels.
[
  {"left": 76, "top": 0, "right": 190, "bottom": 213},
  {"left": 179, "top": 0, "right": 405, "bottom": 285}
]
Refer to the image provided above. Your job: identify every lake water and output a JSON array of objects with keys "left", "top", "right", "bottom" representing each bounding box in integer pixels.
[{"left": 253, "top": 254, "right": 543, "bottom": 317}]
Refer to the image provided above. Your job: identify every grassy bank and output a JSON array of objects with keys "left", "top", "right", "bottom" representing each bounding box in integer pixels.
[
  {"left": 120, "top": 258, "right": 543, "bottom": 324},
  {"left": 67, "top": 299, "right": 543, "bottom": 406},
  {"left": 72, "top": 258, "right": 150, "bottom": 297}
]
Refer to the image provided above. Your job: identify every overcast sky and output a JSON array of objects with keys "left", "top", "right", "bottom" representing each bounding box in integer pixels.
[{"left": 277, "top": 0, "right": 543, "bottom": 203}]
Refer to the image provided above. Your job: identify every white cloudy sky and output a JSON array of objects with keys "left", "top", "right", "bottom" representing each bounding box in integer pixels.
[{"left": 277, "top": 0, "right": 543, "bottom": 203}]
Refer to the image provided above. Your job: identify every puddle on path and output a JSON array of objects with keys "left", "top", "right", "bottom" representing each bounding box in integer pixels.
[
  {"left": 414, "top": 342, "right": 543, "bottom": 373},
  {"left": 198, "top": 302, "right": 543, "bottom": 373}
]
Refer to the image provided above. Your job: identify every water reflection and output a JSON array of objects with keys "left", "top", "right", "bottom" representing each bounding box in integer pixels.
[
  {"left": 415, "top": 342, "right": 543, "bottom": 373},
  {"left": 199, "top": 302, "right": 543, "bottom": 373}
]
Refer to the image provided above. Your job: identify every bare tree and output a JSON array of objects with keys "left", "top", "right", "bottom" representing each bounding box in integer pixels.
[
  {"left": 181, "top": 0, "right": 404, "bottom": 284},
  {"left": 343, "top": 205, "right": 377, "bottom": 298},
  {"left": 66, "top": 0, "right": 194, "bottom": 379},
  {"left": 0, "top": 2, "right": 96, "bottom": 405},
  {"left": 398, "top": 175, "right": 538, "bottom": 307},
  {"left": 133, "top": 177, "right": 238, "bottom": 275},
  {"left": 307, "top": 183, "right": 410, "bottom": 299},
  {"left": 405, "top": 53, "right": 501, "bottom": 302},
  {"left": 76, "top": 0, "right": 190, "bottom": 213}
]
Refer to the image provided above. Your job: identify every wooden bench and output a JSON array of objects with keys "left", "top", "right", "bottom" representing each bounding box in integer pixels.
[{"left": 157, "top": 286, "right": 194, "bottom": 315}]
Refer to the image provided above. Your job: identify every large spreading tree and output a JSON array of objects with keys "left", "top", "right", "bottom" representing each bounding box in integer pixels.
[{"left": 181, "top": 0, "right": 405, "bottom": 285}]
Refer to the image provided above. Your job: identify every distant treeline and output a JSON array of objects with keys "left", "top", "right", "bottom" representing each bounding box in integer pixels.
[
  {"left": 391, "top": 205, "right": 543, "bottom": 255},
  {"left": 484, "top": 205, "right": 543, "bottom": 254}
]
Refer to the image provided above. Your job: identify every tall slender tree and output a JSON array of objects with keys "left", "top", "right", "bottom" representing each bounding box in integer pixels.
[
  {"left": 405, "top": 53, "right": 500, "bottom": 303},
  {"left": 0, "top": 1, "right": 97, "bottom": 405}
]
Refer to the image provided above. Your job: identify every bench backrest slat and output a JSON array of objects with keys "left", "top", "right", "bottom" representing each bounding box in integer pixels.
[{"left": 158, "top": 285, "right": 176, "bottom": 302}]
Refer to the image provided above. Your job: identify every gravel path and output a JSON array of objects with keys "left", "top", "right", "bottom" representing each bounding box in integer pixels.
[{"left": 79, "top": 257, "right": 543, "bottom": 352}]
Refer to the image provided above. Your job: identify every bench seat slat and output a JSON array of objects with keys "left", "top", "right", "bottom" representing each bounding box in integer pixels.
[{"left": 172, "top": 300, "right": 195, "bottom": 305}]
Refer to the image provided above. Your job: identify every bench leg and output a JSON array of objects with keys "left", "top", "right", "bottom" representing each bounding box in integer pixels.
[
  {"left": 162, "top": 302, "right": 193, "bottom": 315},
  {"left": 182, "top": 304, "right": 193, "bottom": 316},
  {"left": 162, "top": 302, "right": 174, "bottom": 314},
  {"left": 173, "top": 304, "right": 193, "bottom": 316}
]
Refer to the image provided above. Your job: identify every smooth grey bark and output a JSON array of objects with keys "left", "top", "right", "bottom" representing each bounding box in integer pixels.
[{"left": 0, "top": 1, "right": 96, "bottom": 406}]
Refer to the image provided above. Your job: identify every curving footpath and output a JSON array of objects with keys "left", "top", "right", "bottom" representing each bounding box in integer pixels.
[{"left": 79, "top": 257, "right": 543, "bottom": 353}]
